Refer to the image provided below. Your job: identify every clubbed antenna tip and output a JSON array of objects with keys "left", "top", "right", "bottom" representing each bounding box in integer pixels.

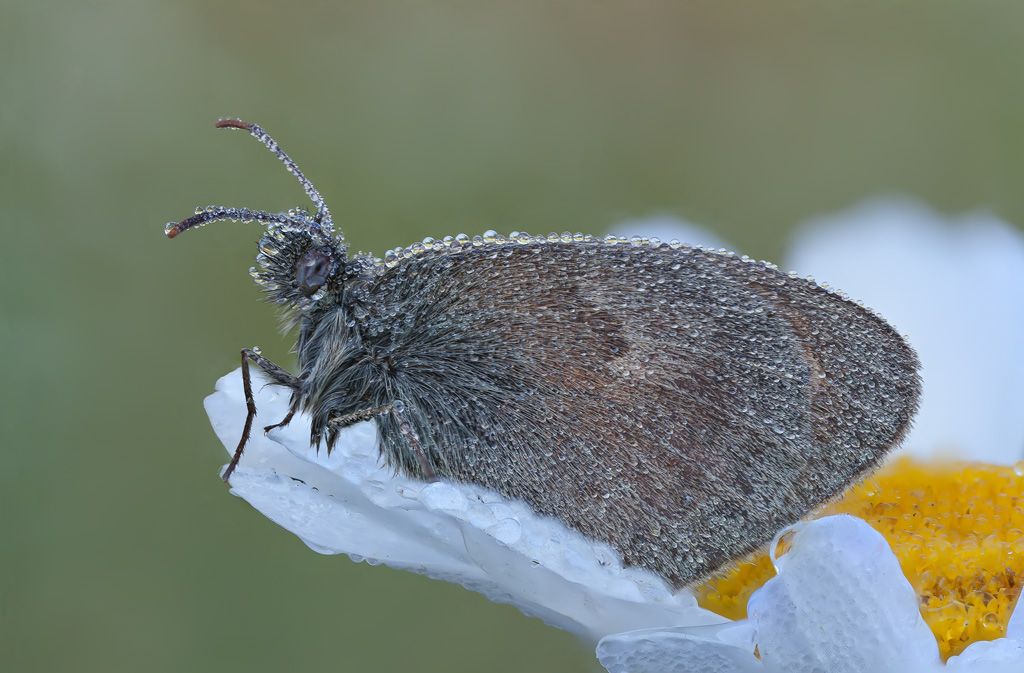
[{"left": 215, "top": 118, "right": 251, "bottom": 131}]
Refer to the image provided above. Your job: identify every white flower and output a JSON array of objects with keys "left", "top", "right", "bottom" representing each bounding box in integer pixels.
[
  {"left": 205, "top": 370, "right": 724, "bottom": 643},
  {"left": 597, "top": 516, "right": 1024, "bottom": 673},
  {"left": 604, "top": 198, "right": 1024, "bottom": 671},
  {"left": 204, "top": 197, "right": 1024, "bottom": 671},
  {"left": 786, "top": 197, "right": 1024, "bottom": 464}
]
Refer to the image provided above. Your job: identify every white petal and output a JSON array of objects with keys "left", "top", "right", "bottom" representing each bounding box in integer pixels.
[
  {"left": 946, "top": 639, "right": 1024, "bottom": 673},
  {"left": 204, "top": 368, "right": 725, "bottom": 643},
  {"left": 596, "top": 621, "right": 763, "bottom": 673},
  {"left": 748, "top": 515, "right": 940, "bottom": 673},
  {"left": 1007, "top": 590, "right": 1024, "bottom": 642},
  {"left": 786, "top": 197, "right": 1024, "bottom": 463}
]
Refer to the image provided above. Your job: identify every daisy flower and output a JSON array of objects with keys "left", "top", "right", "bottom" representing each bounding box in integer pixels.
[{"left": 203, "top": 198, "right": 1024, "bottom": 672}]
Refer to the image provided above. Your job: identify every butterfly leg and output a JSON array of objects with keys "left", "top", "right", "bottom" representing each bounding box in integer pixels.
[
  {"left": 222, "top": 348, "right": 301, "bottom": 484},
  {"left": 328, "top": 401, "right": 436, "bottom": 481},
  {"left": 264, "top": 408, "right": 296, "bottom": 435}
]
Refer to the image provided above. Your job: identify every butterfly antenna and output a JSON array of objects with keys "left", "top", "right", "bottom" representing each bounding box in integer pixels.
[
  {"left": 214, "top": 118, "right": 334, "bottom": 234},
  {"left": 164, "top": 207, "right": 313, "bottom": 239}
]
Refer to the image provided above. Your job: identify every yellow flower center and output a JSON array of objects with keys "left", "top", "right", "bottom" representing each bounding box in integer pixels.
[{"left": 694, "top": 457, "right": 1024, "bottom": 659}]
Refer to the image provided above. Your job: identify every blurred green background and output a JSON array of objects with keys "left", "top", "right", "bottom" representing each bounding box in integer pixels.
[{"left": 4, "top": 2, "right": 1024, "bottom": 671}]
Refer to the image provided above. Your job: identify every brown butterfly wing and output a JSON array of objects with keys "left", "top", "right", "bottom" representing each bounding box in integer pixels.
[{"left": 336, "top": 239, "right": 920, "bottom": 588}]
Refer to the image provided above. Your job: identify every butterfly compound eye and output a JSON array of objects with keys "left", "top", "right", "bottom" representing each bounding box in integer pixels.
[{"left": 295, "top": 248, "right": 334, "bottom": 297}]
